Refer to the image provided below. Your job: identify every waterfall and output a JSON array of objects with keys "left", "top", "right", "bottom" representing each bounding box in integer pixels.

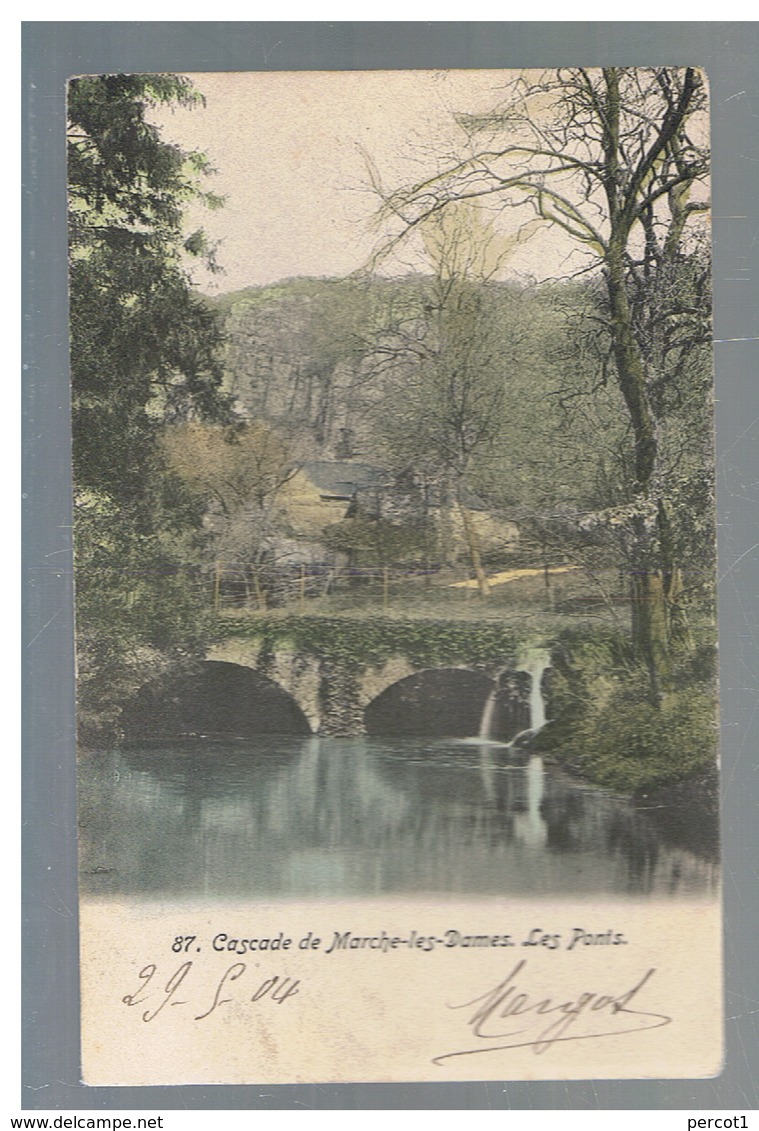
[
  {"left": 506, "top": 649, "right": 551, "bottom": 747},
  {"left": 478, "top": 686, "right": 499, "bottom": 740},
  {"left": 521, "top": 651, "right": 550, "bottom": 733},
  {"left": 473, "top": 651, "right": 551, "bottom": 746}
]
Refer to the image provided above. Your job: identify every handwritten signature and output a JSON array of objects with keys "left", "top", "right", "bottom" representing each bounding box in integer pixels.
[
  {"left": 122, "top": 961, "right": 300, "bottom": 1023},
  {"left": 434, "top": 959, "right": 671, "bottom": 1064}
]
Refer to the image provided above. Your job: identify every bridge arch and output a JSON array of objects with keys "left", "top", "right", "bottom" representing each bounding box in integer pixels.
[
  {"left": 121, "top": 660, "right": 312, "bottom": 740},
  {"left": 364, "top": 667, "right": 495, "bottom": 737}
]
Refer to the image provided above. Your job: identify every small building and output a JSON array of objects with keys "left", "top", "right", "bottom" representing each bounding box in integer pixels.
[{"left": 280, "top": 460, "right": 518, "bottom": 566}]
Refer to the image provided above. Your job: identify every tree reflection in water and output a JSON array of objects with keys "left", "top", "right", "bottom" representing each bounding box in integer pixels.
[{"left": 79, "top": 736, "right": 719, "bottom": 902}]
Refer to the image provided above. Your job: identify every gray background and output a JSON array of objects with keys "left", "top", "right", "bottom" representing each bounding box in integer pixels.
[{"left": 22, "top": 21, "right": 759, "bottom": 1110}]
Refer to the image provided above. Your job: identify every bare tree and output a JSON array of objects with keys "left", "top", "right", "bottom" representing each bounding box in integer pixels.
[
  {"left": 373, "top": 67, "right": 710, "bottom": 693},
  {"left": 367, "top": 201, "right": 538, "bottom": 595}
]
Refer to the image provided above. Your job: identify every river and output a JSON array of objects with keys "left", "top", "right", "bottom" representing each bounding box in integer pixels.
[{"left": 78, "top": 736, "right": 718, "bottom": 902}]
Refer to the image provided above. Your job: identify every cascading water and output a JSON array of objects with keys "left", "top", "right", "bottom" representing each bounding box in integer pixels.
[
  {"left": 477, "top": 686, "right": 499, "bottom": 741},
  {"left": 506, "top": 649, "right": 552, "bottom": 747},
  {"left": 471, "top": 650, "right": 551, "bottom": 745},
  {"left": 523, "top": 650, "right": 550, "bottom": 733}
]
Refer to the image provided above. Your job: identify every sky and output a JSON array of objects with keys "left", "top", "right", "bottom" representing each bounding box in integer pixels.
[
  {"left": 151, "top": 70, "right": 564, "bottom": 295},
  {"left": 152, "top": 69, "right": 710, "bottom": 297}
]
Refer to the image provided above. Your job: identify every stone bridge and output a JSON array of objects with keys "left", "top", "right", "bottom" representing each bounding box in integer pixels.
[{"left": 122, "top": 616, "right": 552, "bottom": 742}]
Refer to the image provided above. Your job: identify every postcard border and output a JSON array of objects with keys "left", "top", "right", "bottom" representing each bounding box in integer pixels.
[{"left": 22, "top": 19, "right": 759, "bottom": 1110}]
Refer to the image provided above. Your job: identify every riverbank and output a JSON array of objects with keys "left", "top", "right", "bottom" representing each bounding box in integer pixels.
[{"left": 535, "top": 621, "right": 719, "bottom": 795}]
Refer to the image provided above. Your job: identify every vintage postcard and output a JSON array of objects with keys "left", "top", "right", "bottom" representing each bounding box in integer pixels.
[{"left": 71, "top": 68, "right": 721, "bottom": 1084}]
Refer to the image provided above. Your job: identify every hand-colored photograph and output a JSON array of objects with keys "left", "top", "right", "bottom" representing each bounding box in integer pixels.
[{"left": 70, "top": 68, "right": 721, "bottom": 1084}]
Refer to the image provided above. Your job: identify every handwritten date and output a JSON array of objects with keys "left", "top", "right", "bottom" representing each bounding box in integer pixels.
[{"left": 122, "top": 961, "right": 300, "bottom": 1023}]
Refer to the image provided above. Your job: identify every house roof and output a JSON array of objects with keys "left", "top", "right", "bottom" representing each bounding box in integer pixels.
[
  {"left": 301, "top": 461, "right": 393, "bottom": 498},
  {"left": 300, "top": 460, "right": 492, "bottom": 512}
]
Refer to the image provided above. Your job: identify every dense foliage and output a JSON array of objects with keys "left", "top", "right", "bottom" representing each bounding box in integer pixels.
[
  {"left": 218, "top": 613, "right": 521, "bottom": 671},
  {"left": 68, "top": 74, "right": 231, "bottom": 740},
  {"left": 213, "top": 268, "right": 713, "bottom": 606},
  {"left": 541, "top": 627, "right": 717, "bottom": 792}
]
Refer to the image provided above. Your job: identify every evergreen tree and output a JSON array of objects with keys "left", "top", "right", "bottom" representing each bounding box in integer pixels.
[{"left": 68, "top": 74, "right": 231, "bottom": 741}]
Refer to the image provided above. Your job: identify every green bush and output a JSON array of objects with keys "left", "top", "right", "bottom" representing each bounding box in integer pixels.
[
  {"left": 538, "top": 625, "right": 718, "bottom": 793},
  {"left": 576, "top": 683, "right": 719, "bottom": 791},
  {"left": 556, "top": 679, "right": 717, "bottom": 793}
]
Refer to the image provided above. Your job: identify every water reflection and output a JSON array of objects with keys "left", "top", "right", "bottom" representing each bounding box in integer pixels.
[{"left": 78, "top": 736, "right": 718, "bottom": 902}]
